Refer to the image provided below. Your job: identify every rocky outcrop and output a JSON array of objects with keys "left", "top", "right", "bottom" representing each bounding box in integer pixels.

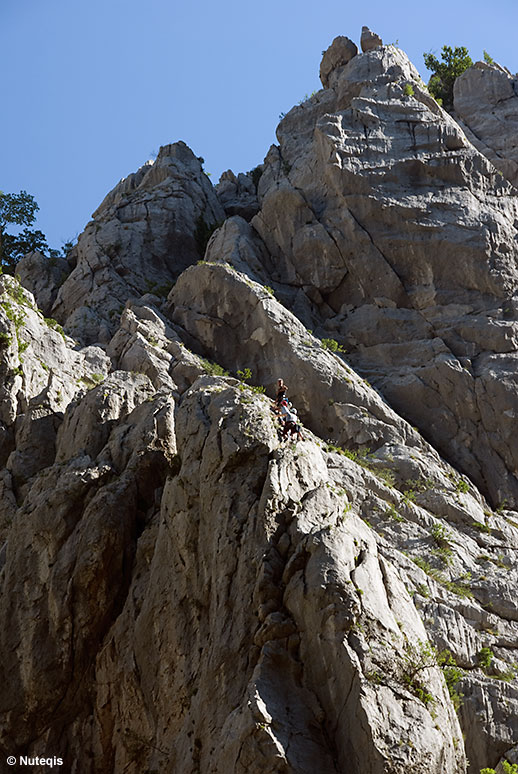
[
  {"left": 0, "top": 375, "right": 175, "bottom": 758},
  {"left": 320, "top": 36, "right": 358, "bottom": 88},
  {"left": 50, "top": 141, "right": 225, "bottom": 345},
  {"left": 454, "top": 60, "right": 518, "bottom": 188},
  {"left": 90, "top": 379, "right": 466, "bottom": 773},
  {"left": 168, "top": 260, "right": 426, "bottom": 453},
  {"left": 15, "top": 249, "right": 71, "bottom": 316},
  {"left": 0, "top": 274, "right": 110, "bottom": 538},
  {"left": 360, "top": 26, "right": 383, "bottom": 52},
  {"left": 3, "top": 26, "right": 518, "bottom": 774},
  {"left": 250, "top": 43, "right": 518, "bottom": 509},
  {"left": 216, "top": 169, "right": 260, "bottom": 220}
]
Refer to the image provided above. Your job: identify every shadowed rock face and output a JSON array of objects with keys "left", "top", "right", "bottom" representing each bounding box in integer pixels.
[{"left": 2, "top": 28, "right": 518, "bottom": 774}]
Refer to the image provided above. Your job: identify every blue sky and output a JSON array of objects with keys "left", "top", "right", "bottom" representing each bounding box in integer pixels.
[{"left": 2, "top": 0, "right": 517, "bottom": 249}]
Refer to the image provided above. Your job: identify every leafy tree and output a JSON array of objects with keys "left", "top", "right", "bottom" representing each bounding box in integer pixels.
[
  {"left": 423, "top": 46, "right": 473, "bottom": 110},
  {"left": 0, "top": 190, "right": 49, "bottom": 274}
]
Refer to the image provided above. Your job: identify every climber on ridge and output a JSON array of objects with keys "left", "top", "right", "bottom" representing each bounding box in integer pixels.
[
  {"left": 275, "top": 378, "right": 288, "bottom": 410},
  {"left": 281, "top": 404, "right": 304, "bottom": 442}
]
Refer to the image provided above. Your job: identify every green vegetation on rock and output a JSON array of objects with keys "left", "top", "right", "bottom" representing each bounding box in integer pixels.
[{"left": 423, "top": 45, "right": 473, "bottom": 109}]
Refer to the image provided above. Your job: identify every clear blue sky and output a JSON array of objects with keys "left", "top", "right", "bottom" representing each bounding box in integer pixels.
[{"left": 2, "top": 0, "right": 517, "bottom": 249}]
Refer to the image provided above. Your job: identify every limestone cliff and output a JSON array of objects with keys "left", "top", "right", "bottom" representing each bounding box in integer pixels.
[{"left": 2, "top": 28, "right": 518, "bottom": 774}]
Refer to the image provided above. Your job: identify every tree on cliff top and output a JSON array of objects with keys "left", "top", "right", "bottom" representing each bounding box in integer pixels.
[
  {"left": 423, "top": 45, "right": 473, "bottom": 110},
  {"left": 0, "top": 190, "right": 48, "bottom": 274},
  {"left": 0, "top": 190, "right": 72, "bottom": 274}
]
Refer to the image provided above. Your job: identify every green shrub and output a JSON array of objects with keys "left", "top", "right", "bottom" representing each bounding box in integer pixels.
[
  {"left": 442, "top": 576, "right": 473, "bottom": 599},
  {"left": 249, "top": 166, "right": 263, "bottom": 189},
  {"left": 385, "top": 503, "right": 404, "bottom": 522},
  {"left": 401, "top": 640, "right": 436, "bottom": 708},
  {"left": 237, "top": 368, "right": 265, "bottom": 395},
  {"left": 320, "top": 338, "right": 346, "bottom": 353},
  {"left": 403, "top": 83, "right": 414, "bottom": 97},
  {"left": 423, "top": 46, "right": 473, "bottom": 110},
  {"left": 480, "top": 764, "right": 518, "bottom": 774},
  {"left": 44, "top": 317, "right": 66, "bottom": 339},
  {"left": 437, "top": 650, "right": 464, "bottom": 711},
  {"left": 477, "top": 647, "right": 494, "bottom": 672},
  {"left": 200, "top": 358, "right": 228, "bottom": 377},
  {"left": 431, "top": 523, "right": 452, "bottom": 549}
]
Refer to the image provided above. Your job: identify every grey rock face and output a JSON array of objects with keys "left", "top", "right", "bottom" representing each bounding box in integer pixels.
[
  {"left": 360, "top": 25, "right": 383, "bottom": 52},
  {"left": 252, "top": 43, "right": 518, "bottom": 509},
  {"left": 216, "top": 169, "right": 260, "bottom": 220},
  {"left": 0, "top": 382, "right": 175, "bottom": 756},
  {"left": 2, "top": 31, "right": 518, "bottom": 774},
  {"left": 15, "top": 250, "right": 71, "bottom": 316},
  {"left": 90, "top": 380, "right": 465, "bottom": 773},
  {"left": 168, "top": 261, "right": 426, "bottom": 453},
  {"left": 454, "top": 61, "right": 518, "bottom": 188},
  {"left": 107, "top": 298, "right": 208, "bottom": 394},
  {"left": 0, "top": 274, "right": 110, "bottom": 469},
  {"left": 51, "top": 141, "right": 225, "bottom": 345},
  {"left": 320, "top": 35, "right": 358, "bottom": 88}
]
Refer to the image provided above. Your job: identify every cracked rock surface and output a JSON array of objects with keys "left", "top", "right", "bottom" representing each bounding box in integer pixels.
[{"left": 2, "top": 26, "right": 518, "bottom": 774}]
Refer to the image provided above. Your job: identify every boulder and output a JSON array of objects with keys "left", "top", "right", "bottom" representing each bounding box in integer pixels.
[
  {"left": 360, "top": 26, "right": 383, "bottom": 53},
  {"left": 320, "top": 35, "right": 358, "bottom": 88}
]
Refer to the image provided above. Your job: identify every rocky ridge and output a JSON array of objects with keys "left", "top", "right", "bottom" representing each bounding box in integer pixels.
[{"left": 1, "top": 27, "right": 518, "bottom": 774}]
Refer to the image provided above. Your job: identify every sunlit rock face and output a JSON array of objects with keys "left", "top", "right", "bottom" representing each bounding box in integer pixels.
[
  {"left": 253, "top": 42, "right": 518, "bottom": 510},
  {"left": 3, "top": 28, "right": 518, "bottom": 774},
  {"left": 52, "top": 141, "right": 224, "bottom": 345},
  {"left": 454, "top": 60, "right": 518, "bottom": 189}
]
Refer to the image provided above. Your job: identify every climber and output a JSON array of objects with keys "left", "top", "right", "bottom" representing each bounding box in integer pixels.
[
  {"left": 279, "top": 399, "right": 290, "bottom": 415},
  {"left": 275, "top": 378, "right": 288, "bottom": 409},
  {"left": 281, "top": 406, "right": 303, "bottom": 442}
]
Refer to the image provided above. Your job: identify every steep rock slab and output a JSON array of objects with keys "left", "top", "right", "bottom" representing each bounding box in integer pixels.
[
  {"left": 52, "top": 141, "right": 225, "bottom": 345},
  {"left": 92, "top": 379, "right": 465, "bottom": 773},
  {"left": 167, "top": 261, "right": 428, "bottom": 454},
  {"left": 334, "top": 438, "right": 518, "bottom": 772},
  {"left": 252, "top": 43, "right": 518, "bottom": 507},
  {"left": 454, "top": 61, "right": 518, "bottom": 188},
  {"left": 16, "top": 250, "right": 72, "bottom": 317},
  {"left": 107, "top": 298, "right": 207, "bottom": 395},
  {"left": 0, "top": 275, "right": 110, "bottom": 536},
  {"left": 0, "top": 376, "right": 175, "bottom": 759}
]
